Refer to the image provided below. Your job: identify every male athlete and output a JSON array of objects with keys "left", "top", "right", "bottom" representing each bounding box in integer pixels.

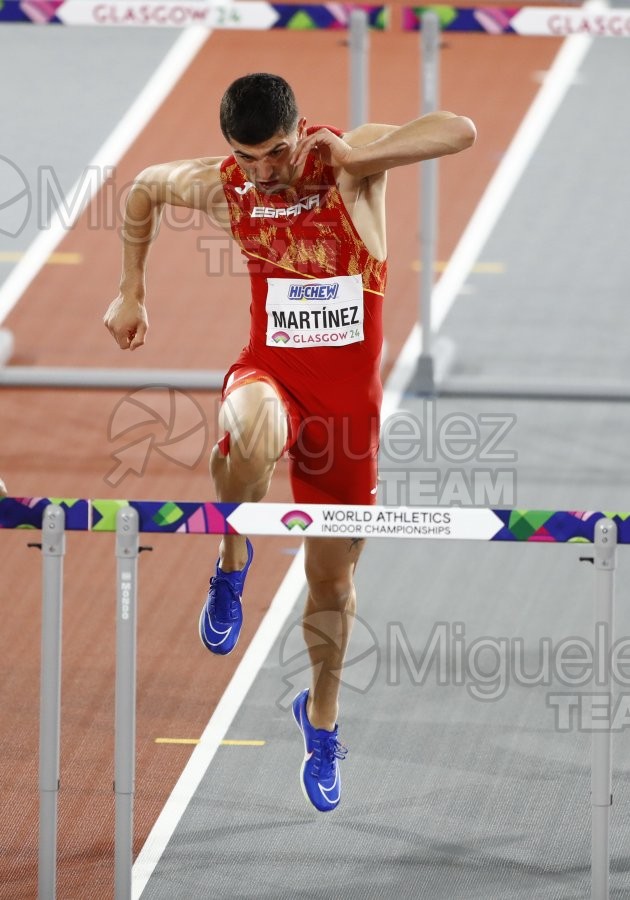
[{"left": 104, "top": 73, "right": 475, "bottom": 811}]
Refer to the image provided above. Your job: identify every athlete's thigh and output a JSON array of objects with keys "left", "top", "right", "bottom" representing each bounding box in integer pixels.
[
  {"left": 219, "top": 379, "right": 288, "bottom": 460},
  {"left": 289, "top": 405, "right": 379, "bottom": 506}
]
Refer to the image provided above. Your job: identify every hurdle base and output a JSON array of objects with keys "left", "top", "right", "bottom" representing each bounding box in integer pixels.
[
  {"left": 591, "top": 804, "right": 611, "bottom": 900},
  {"left": 38, "top": 791, "right": 59, "bottom": 900},
  {"left": 115, "top": 793, "right": 134, "bottom": 900},
  {"left": 0, "top": 329, "right": 14, "bottom": 367},
  {"left": 407, "top": 336, "right": 457, "bottom": 397},
  {"left": 407, "top": 353, "right": 435, "bottom": 396}
]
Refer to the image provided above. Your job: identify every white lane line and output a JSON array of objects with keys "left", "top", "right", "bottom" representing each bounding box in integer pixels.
[
  {"left": 0, "top": 25, "right": 210, "bottom": 327},
  {"left": 132, "top": 25, "right": 594, "bottom": 898},
  {"left": 131, "top": 549, "right": 307, "bottom": 898},
  {"left": 385, "top": 27, "right": 594, "bottom": 405}
]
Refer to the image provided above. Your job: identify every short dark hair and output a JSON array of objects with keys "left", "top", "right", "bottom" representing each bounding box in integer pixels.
[{"left": 219, "top": 73, "right": 299, "bottom": 146}]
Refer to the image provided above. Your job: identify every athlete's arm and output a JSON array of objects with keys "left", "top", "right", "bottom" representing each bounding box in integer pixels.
[
  {"left": 292, "top": 114, "right": 476, "bottom": 180},
  {"left": 103, "top": 157, "right": 225, "bottom": 350}
]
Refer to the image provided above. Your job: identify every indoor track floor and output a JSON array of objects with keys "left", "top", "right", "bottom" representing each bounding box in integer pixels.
[
  {"left": 2, "top": 14, "right": 628, "bottom": 900},
  {"left": 137, "top": 32, "right": 630, "bottom": 900}
]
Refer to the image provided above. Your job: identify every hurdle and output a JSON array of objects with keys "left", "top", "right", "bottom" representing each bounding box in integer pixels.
[
  {"left": 2, "top": 3, "right": 629, "bottom": 400},
  {"left": 0, "top": 1, "right": 380, "bottom": 393},
  {"left": 3, "top": 2, "right": 629, "bottom": 400},
  {"left": 0, "top": 496, "right": 626, "bottom": 899},
  {"left": 406, "top": 4, "right": 630, "bottom": 400}
]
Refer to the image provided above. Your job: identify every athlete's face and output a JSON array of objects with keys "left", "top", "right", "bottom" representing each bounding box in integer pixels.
[{"left": 230, "top": 119, "right": 306, "bottom": 193}]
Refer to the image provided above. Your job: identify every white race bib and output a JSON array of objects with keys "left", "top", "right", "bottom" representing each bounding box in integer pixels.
[{"left": 265, "top": 275, "right": 364, "bottom": 348}]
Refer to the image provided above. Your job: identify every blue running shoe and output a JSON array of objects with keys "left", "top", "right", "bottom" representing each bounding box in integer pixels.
[
  {"left": 292, "top": 689, "right": 347, "bottom": 812},
  {"left": 199, "top": 539, "right": 253, "bottom": 655}
]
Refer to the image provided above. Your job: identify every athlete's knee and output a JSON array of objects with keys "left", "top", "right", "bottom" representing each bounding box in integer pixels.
[
  {"left": 305, "top": 566, "right": 355, "bottom": 611},
  {"left": 218, "top": 392, "right": 287, "bottom": 477},
  {"left": 213, "top": 430, "right": 274, "bottom": 488}
]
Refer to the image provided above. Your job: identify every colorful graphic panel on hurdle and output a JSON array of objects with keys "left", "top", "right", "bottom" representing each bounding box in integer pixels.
[
  {"left": 403, "top": 6, "right": 630, "bottom": 37},
  {"left": 3, "top": 2, "right": 628, "bottom": 35},
  {"left": 0, "top": 1, "right": 388, "bottom": 30},
  {"left": 0, "top": 498, "right": 628, "bottom": 542}
]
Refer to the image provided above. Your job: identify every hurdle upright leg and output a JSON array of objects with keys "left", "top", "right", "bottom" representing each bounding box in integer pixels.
[
  {"left": 409, "top": 10, "right": 440, "bottom": 395},
  {"left": 349, "top": 8, "right": 369, "bottom": 129},
  {"left": 37, "top": 504, "right": 66, "bottom": 900},
  {"left": 591, "top": 518, "right": 617, "bottom": 900},
  {"left": 114, "top": 508, "right": 140, "bottom": 900}
]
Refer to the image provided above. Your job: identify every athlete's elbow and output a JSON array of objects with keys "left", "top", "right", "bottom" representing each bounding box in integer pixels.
[
  {"left": 127, "top": 169, "right": 157, "bottom": 210},
  {"left": 454, "top": 116, "right": 477, "bottom": 152},
  {"left": 129, "top": 165, "right": 170, "bottom": 211},
  {"left": 133, "top": 165, "right": 158, "bottom": 191}
]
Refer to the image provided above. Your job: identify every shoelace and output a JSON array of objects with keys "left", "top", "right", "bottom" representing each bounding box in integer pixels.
[
  {"left": 209, "top": 575, "right": 242, "bottom": 621},
  {"left": 313, "top": 734, "right": 348, "bottom": 779}
]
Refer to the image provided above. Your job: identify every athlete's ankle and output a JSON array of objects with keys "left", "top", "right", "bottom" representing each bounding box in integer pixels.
[
  {"left": 307, "top": 693, "right": 338, "bottom": 732},
  {"left": 218, "top": 537, "right": 250, "bottom": 572}
]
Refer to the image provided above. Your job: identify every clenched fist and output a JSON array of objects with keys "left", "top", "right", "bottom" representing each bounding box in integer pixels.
[{"left": 103, "top": 295, "right": 148, "bottom": 351}]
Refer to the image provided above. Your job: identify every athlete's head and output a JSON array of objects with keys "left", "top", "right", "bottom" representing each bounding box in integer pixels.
[
  {"left": 220, "top": 73, "right": 305, "bottom": 193},
  {"left": 220, "top": 73, "right": 298, "bottom": 144}
]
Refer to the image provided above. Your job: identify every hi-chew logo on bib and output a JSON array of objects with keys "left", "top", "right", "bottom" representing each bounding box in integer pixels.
[
  {"left": 288, "top": 283, "right": 339, "bottom": 301},
  {"left": 266, "top": 275, "right": 364, "bottom": 348}
]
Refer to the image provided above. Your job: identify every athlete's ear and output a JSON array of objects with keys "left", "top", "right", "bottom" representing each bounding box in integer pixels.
[{"left": 297, "top": 117, "right": 307, "bottom": 140}]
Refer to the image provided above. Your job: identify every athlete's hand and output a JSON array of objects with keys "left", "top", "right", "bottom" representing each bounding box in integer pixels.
[
  {"left": 103, "top": 294, "right": 148, "bottom": 351},
  {"left": 291, "top": 128, "right": 353, "bottom": 171}
]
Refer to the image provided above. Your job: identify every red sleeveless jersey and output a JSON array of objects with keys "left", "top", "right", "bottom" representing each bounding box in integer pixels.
[{"left": 220, "top": 126, "right": 387, "bottom": 395}]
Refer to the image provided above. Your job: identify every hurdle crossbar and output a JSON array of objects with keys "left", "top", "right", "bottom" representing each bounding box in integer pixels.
[
  {"left": 0, "top": 2, "right": 388, "bottom": 30},
  {"left": 402, "top": 6, "right": 630, "bottom": 37},
  {"left": 0, "top": 498, "right": 625, "bottom": 899},
  {"left": 3, "top": 2, "right": 629, "bottom": 38},
  {"left": 405, "top": 5, "right": 630, "bottom": 401},
  {"left": 0, "top": 367, "right": 226, "bottom": 391},
  {"left": 2, "top": 497, "right": 630, "bottom": 541}
]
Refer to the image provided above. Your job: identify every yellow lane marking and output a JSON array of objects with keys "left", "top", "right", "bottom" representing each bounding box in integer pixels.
[
  {"left": 411, "top": 260, "right": 505, "bottom": 274},
  {"left": 0, "top": 251, "right": 83, "bottom": 264},
  {"left": 155, "top": 738, "right": 266, "bottom": 747},
  {"left": 222, "top": 740, "right": 266, "bottom": 746}
]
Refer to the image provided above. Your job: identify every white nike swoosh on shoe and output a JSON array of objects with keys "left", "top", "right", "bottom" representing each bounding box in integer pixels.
[
  {"left": 204, "top": 619, "right": 233, "bottom": 647},
  {"left": 318, "top": 767, "right": 340, "bottom": 804}
]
